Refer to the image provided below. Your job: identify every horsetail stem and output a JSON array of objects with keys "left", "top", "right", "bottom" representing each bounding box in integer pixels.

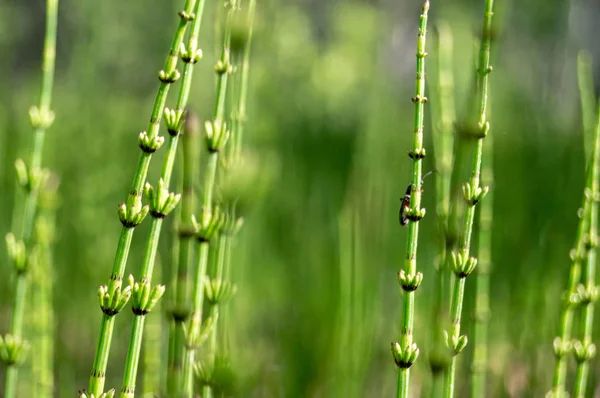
[
  {"left": 86, "top": 1, "right": 198, "bottom": 396},
  {"left": 549, "top": 52, "right": 596, "bottom": 398},
  {"left": 429, "top": 21, "right": 455, "bottom": 391},
  {"left": 572, "top": 102, "right": 600, "bottom": 398},
  {"left": 2, "top": 0, "right": 58, "bottom": 395},
  {"left": 119, "top": 0, "right": 207, "bottom": 396},
  {"left": 391, "top": 3, "right": 429, "bottom": 398},
  {"left": 182, "top": 1, "right": 238, "bottom": 395},
  {"left": 443, "top": 0, "right": 494, "bottom": 396},
  {"left": 471, "top": 133, "right": 493, "bottom": 397}
]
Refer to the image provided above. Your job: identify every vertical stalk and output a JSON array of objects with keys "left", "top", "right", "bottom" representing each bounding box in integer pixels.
[
  {"left": 87, "top": 1, "right": 198, "bottom": 396},
  {"left": 182, "top": 2, "right": 237, "bottom": 395},
  {"left": 391, "top": 3, "right": 429, "bottom": 398},
  {"left": 119, "top": 0, "right": 207, "bottom": 396},
  {"left": 443, "top": 1, "right": 495, "bottom": 397},
  {"left": 30, "top": 177, "right": 59, "bottom": 398},
  {"left": 142, "top": 266, "right": 162, "bottom": 397},
  {"left": 2, "top": 0, "right": 58, "bottom": 396},
  {"left": 549, "top": 52, "right": 596, "bottom": 398},
  {"left": 572, "top": 104, "right": 600, "bottom": 398},
  {"left": 429, "top": 21, "right": 456, "bottom": 394},
  {"left": 471, "top": 133, "right": 493, "bottom": 397},
  {"left": 167, "top": 109, "right": 200, "bottom": 396}
]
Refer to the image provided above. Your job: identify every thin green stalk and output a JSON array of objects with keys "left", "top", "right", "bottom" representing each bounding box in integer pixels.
[
  {"left": 572, "top": 104, "right": 600, "bottom": 398},
  {"left": 120, "top": 1, "right": 207, "bottom": 396},
  {"left": 2, "top": 0, "right": 58, "bottom": 395},
  {"left": 30, "top": 178, "right": 59, "bottom": 398},
  {"left": 549, "top": 52, "right": 597, "bottom": 398},
  {"left": 142, "top": 267, "right": 162, "bottom": 397},
  {"left": 391, "top": 3, "right": 429, "bottom": 398},
  {"left": 443, "top": 1, "right": 494, "bottom": 397},
  {"left": 87, "top": 1, "right": 198, "bottom": 396},
  {"left": 429, "top": 21, "right": 455, "bottom": 392},
  {"left": 471, "top": 133, "right": 493, "bottom": 397},
  {"left": 167, "top": 109, "right": 200, "bottom": 396},
  {"left": 182, "top": 2, "right": 237, "bottom": 394}
]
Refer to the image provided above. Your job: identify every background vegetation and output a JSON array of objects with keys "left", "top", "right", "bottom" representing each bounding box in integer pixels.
[{"left": 1, "top": 0, "right": 599, "bottom": 396}]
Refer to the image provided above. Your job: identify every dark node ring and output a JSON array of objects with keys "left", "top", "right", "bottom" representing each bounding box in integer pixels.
[
  {"left": 177, "top": 11, "right": 195, "bottom": 21},
  {"left": 109, "top": 273, "right": 122, "bottom": 282},
  {"left": 139, "top": 142, "right": 158, "bottom": 153},
  {"left": 101, "top": 307, "right": 119, "bottom": 316},
  {"left": 178, "top": 227, "right": 196, "bottom": 238},
  {"left": 181, "top": 55, "right": 198, "bottom": 64},
  {"left": 158, "top": 74, "right": 179, "bottom": 84},
  {"left": 456, "top": 271, "right": 471, "bottom": 279},
  {"left": 408, "top": 150, "right": 426, "bottom": 160},
  {"left": 120, "top": 219, "right": 140, "bottom": 229},
  {"left": 132, "top": 307, "right": 150, "bottom": 316},
  {"left": 150, "top": 209, "right": 167, "bottom": 219},
  {"left": 196, "top": 235, "right": 210, "bottom": 243},
  {"left": 207, "top": 145, "right": 220, "bottom": 154},
  {"left": 406, "top": 213, "right": 424, "bottom": 222},
  {"left": 394, "top": 359, "right": 415, "bottom": 369},
  {"left": 91, "top": 369, "right": 106, "bottom": 378},
  {"left": 167, "top": 127, "right": 181, "bottom": 137},
  {"left": 401, "top": 283, "right": 419, "bottom": 292}
]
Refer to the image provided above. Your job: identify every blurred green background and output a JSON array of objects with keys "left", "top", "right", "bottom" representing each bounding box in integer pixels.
[{"left": 1, "top": 0, "right": 600, "bottom": 396}]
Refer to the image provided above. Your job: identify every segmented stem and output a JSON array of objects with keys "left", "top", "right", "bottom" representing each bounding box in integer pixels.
[
  {"left": 394, "top": 3, "right": 429, "bottom": 398},
  {"left": 88, "top": 1, "right": 198, "bottom": 395},
  {"left": 443, "top": 1, "right": 494, "bottom": 397},
  {"left": 3, "top": 0, "right": 58, "bottom": 395}
]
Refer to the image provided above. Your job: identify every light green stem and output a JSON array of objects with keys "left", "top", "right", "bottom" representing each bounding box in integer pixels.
[
  {"left": 88, "top": 1, "right": 198, "bottom": 395},
  {"left": 550, "top": 51, "right": 596, "bottom": 398},
  {"left": 471, "top": 134, "right": 493, "bottom": 397},
  {"left": 443, "top": 1, "right": 494, "bottom": 397},
  {"left": 573, "top": 103, "right": 600, "bottom": 398},
  {"left": 120, "top": 0, "right": 208, "bottom": 396},
  {"left": 396, "top": 3, "right": 429, "bottom": 398},
  {"left": 4, "top": 0, "right": 58, "bottom": 395}
]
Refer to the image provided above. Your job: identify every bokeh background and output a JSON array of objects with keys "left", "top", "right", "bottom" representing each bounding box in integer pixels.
[{"left": 1, "top": 0, "right": 600, "bottom": 396}]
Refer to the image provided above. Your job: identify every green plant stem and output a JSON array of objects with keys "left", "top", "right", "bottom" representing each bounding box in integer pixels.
[
  {"left": 30, "top": 181, "right": 59, "bottom": 398},
  {"left": 142, "top": 269, "right": 162, "bottom": 396},
  {"left": 550, "top": 52, "right": 596, "bottom": 398},
  {"left": 395, "top": 3, "right": 429, "bottom": 398},
  {"left": 471, "top": 134, "right": 493, "bottom": 397},
  {"left": 182, "top": 1, "right": 236, "bottom": 394},
  {"left": 572, "top": 105, "right": 600, "bottom": 398},
  {"left": 168, "top": 116, "right": 200, "bottom": 396},
  {"left": 120, "top": 1, "right": 207, "bottom": 396},
  {"left": 429, "top": 21, "right": 455, "bottom": 392},
  {"left": 88, "top": 1, "right": 197, "bottom": 395},
  {"left": 4, "top": 0, "right": 58, "bottom": 396},
  {"left": 443, "top": 1, "right": 494, "bottom": 397}
]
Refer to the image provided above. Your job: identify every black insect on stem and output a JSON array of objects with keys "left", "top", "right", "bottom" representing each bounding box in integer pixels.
[{"left": 399, "top": 170, "right": 435, "bottom": 226}]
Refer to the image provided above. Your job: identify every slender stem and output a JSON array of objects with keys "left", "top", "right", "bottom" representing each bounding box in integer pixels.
[
  {"left": 183, "top": 1, "right": 237, "bottom": 394},
  {"left": 572, "top": 104, "right": 600, "bottom": 398},
  {"left": 142, "top": 269, "right": 162, "bottom": 396},
  {"left": 120, "top": 1, "right": 208, "bottom": 396},
  {"left": 443, "top": 1, "right": 495, "bottom": 397},
  {"left": 4, "top": 0, "right": 58, "bottom": 395},
  {"left": 87, "top": 1, "right": 198, "bottom": 395},
  {"left": 549, "top": 52, "right": 596, "bottom": 398},
  {"left": 429, "top": 21, "right": 455, "bottom": 392},
  {"left": 394, "top": 3, "right": 429, "bottom": 398},
  {"left": 168, "top": 115, "right": 201, "bottom": 396},
  {"left": 471, "top": 134, "right": 493, "bottom": 397}
]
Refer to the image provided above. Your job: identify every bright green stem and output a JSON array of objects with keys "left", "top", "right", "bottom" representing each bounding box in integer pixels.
[
  {"left": 577, "top": 52, "right": 597, "bottom": 166},
  {"left": 4, "top": 0, "right": 58, "bottom": 395},
  {"left": 120, "top": 0, "right": 208, "bottom": 395},
  {"left": 88, "top": 1, "right": 198, "bottom": 395},
  {"left": 443, "top": 1, "right": 494, "bottom": 397},
  {"left": 429, "top": 21, "right": 455, "bottom": 387},
  {"left": 550, "top": 52, "right": 598, "bottom": 397},
  {"left": 573, "top": 104, "right": 600, "bottom": 398},
  {"left": 471, "top": 135, "right": 493, "bottom": 397},
  {"left": 142, "top": 277, "right": 162, "bottom": 396},
  {"left": 396, "top": 3, "right": 429, "bottom": 398}
]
